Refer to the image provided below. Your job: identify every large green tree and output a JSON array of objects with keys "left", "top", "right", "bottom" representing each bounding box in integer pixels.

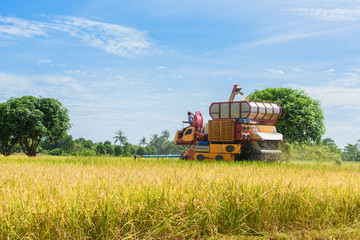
[
  {"left": 0, "top": 103, "right": 17, "bottom": 156},
  {"left": 342, "top": 140, "right": 360, "bottom": 161},
  {"left": 161, "top": 130, "right": 170, "bottom": 140},
  {"left": 322, "top": 138, "right": 342, "bottom": 155},
  {"left": 114, "top": 145, "right": 124, "bottom": 156},
  {"left": 136, "top": 147, "right": 148, "bottom": 155},
  {"left": 248, "top": 88, "right": 325, "bottom": 144},
  {"left": 41, "top": 134, "right": 75, "bottom": 154},
  {"left": 75, "top": 138, "right": 94, "bottom": 149},
  {"left": 104, "top": 141, "right": 114, "bottom": 155},
  {"left": 6, "top": 96, "right": 71, "bottom": 156},
  {"left": 96, "top": 143, "right": 106, "bottom": 155}
]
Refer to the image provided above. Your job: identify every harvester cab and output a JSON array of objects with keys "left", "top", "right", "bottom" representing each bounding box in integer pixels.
[
  {"left": 174, "top": 84, "right": 283, "bottom": 162},
  {"left": 174, "top": 110, "right": 204, "bottom": 145}
]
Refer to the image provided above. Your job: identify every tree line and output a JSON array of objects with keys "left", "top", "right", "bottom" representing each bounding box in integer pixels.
[
  {"left": 312, "top": 138, "right": 360, "bottom": 162},
  {"left": 2, "top": 129, "right": 189, "bottom": 157},
  {"left": 43, "top": 129, "right": 189, "bottom": 156},
  {"left": 56, "top": 129, "right": 189, "bottom": 156},
  {"left": 46, "top": 135, "right": 360, "bottom": 161}
]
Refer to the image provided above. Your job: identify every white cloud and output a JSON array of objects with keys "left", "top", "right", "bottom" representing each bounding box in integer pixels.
[
  {"left": 39, "top": 75, "right": 84, "bottom": 93},
  {"left": 0, "top": 15, "right": 151, "bottom": 57},
  {"left": 65, "top": 70, "right": 88, "bottom": 78},
  {"left": 0, "top": 72, "right": 84, "bottom": 100},
  {"left": 266, "top": 69, "right": 285, "bottom": 75},
  {"left": 0, "top": 16, "right": 47, "bottom": 37},
  {"left": 53, "top": 16, "right": 151, "bottom": 56},
  {"left": 37, "top": 59, "right": 52, "bottom": 65},
  {"left": 334, "top": 78, "right": 359, "bottom": 87},
  {"left": 292, "top": 68, "right": 303, "bottom": 72},
  {"left": 241, "top": 29, "right": 338, "bottom": 48},
  {"left": 0, "top": 73, "right": 32, "bottom": 102},
  {"left": 157, "top": 65, "right": 167, "bottom": 70},
  {"left": 292, "top": 8, "right": 360, "bottom": 21},
  {"left": 0, "top": 72, "right": 31, "bottom": 90}
]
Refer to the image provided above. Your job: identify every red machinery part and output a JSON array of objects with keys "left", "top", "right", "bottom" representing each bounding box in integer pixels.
[{"left": 193, "top": 110, "right": 203, "bottom": 129}]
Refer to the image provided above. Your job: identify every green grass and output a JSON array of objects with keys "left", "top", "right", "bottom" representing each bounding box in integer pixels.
[{"left": 1, "top": 156, "right": 360, "bottom": 239}]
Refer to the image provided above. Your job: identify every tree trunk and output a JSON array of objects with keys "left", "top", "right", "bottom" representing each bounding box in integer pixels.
[{"left": 0, "top": 141, "right": 15, "bottom": 156}]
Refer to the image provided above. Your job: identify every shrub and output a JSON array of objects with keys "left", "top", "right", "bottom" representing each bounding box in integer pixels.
[
  {"left": 79, "top": 149, "right": 97, "bottom": 156},
  {"left": 48, "top": 148, "right": 63, "bottom": 156},
  {"left": 114, "top": 146, "right": 123, "bottom": 156},
  {"left": 288, "top": 143, "right": 342, "bottom": 165},
  {"left": 136, "top": 147, "right": 148, "bottom": 156}
]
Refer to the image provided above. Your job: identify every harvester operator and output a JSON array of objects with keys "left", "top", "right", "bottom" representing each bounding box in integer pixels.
[{"left": 185, "top": 111, "right": 194, "bottom": 126}]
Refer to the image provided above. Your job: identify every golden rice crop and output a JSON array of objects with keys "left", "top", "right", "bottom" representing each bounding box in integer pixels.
[{"left": 1, "top": 155, "right": 360, "bottom": 239}]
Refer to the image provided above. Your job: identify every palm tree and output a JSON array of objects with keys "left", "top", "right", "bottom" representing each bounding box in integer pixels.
[
  {"left": 161, "top": 130, "right": 170, "bottom": 140},
  {"left": 139, "top": 137, "right": 147, "bottom": 146},
  {"left": 149, "top": 133, "right": 167, "bottom": 155},
  {"left": 113, "top": 130, "right": 127, "bottom": 146}
]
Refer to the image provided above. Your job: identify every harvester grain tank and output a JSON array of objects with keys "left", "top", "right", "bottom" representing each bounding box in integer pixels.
[{"left": 174, "top": 84, "right": 283, "bottom": 161}]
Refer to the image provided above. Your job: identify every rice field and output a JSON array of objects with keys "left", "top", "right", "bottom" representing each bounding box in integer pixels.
[{"left": 1, "top": 155, "right": 360, "bottom": 239}]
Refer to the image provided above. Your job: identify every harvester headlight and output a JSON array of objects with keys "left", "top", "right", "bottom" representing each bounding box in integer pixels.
[{"left": 252, "top": 126, "right": 259, "bottom": 132}]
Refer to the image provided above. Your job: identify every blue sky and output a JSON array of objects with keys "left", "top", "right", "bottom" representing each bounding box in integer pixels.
[{"left": 1, "top": 0, "right": 360, "bottom": 147}]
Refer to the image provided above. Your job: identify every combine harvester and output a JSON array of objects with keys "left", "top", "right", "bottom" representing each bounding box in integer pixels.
[{"left": 174, "top": 84, "right": 283, "bottom": 161}]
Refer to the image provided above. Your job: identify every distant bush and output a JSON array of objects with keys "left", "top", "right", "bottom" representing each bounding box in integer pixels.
[
  {"left": 342, "top": 140, "right": 360, "bottom": 161},
  {"left": 126, "top": 145, "right": 136, "bottom": 155},
  {"left": 48, "top": 148, "right": 64, "bottom": 156},
  {"left": 287, "top": 143, "right": 342, "bottom": 165},
  {"left": 97, "top": 144, "right": 106, "bottom": 155},
  {"left": 114, "top": 146, "right": 123, "bottom": 156},
  {"left": 136, "top": 147, "right": 148, "bottom": 156},
  {"left": 146, "top": 146, "right": 158, "bottom": 155},
  {"left": 105, "top": 144, "right": 114, "bottom": 155}
]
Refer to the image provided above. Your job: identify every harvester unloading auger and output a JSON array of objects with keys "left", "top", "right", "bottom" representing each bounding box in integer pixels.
[{"left": 174, "top": 84, "right": 283, "bottom": 161}]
